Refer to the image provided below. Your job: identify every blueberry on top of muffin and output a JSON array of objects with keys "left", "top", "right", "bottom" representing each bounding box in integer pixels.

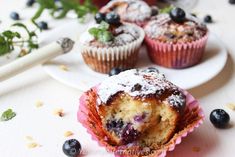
[
  {"left": 144, "top": 7, "right": 208, "bottom": 43},
  {"left": 100, "top": 0, "right": 153, "bottom": 23},
  {"left": 80, "top": 12, "right": 141, "bottom": 47}
]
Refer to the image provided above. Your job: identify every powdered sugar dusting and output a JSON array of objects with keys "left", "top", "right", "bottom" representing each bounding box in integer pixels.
[
  {"left": 144, "top": 13, "right": 207, "bottom": 43},
  {"left": 102, "top": 0, "right": 151, "bottom": 22},
  {"left": 97, "top": 68, "right": 186, "bottom": 111}
]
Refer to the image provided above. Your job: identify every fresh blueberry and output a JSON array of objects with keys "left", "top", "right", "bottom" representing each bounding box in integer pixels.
[
  {"left": 151, "top": 6, "right": 159, "bottom": 16},
  {"left": 210, "top": 109, "right": 230, "bottom": 128},
  {"left": 106, "top": 119, "right": 124, "bottom": 131},
  {"left": 169, "top": 7, "right": 186, "bottom": 23},
  {"left": 105, "top": 12, "right": 120, "bottom": 25},
  {"left": 229, "top": 0, "right": 235, "bottom": 4},
  {"left": 145, "top": 67, "right": 159, "bottom": 73},
  {"left": 95, "top": 12, "right": 106, "bottom": 24},
  {"left": 204, "top": 15, "right": 213, "bottom": 23},
  {"left": 10, "top": 12, "right": 20, "bottom": 20},
  {"left": 109, "top": 68, "right": 122, "bottom": 76},
  {"left": 38, "top": 21, "right": 48, "bottom": 30},
  {"left": 63, "top": 139, "right": 82, "bottom": 157},
  {"left": 26, "top": 0, "right": 35, "bottom": 7}
]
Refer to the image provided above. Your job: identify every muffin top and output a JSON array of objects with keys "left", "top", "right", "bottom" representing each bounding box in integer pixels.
[
  {"left": 80, "top": 22, "right": 140, "bottom": 47},
  {"left": 97, "top": 68, "right": 186, "bottom": 112},
  {"left": 100, "top": 0, "right": 152, "bottom": 23},
  {"left": 144, "top": 9, "right": 208, "bottom": 43}
]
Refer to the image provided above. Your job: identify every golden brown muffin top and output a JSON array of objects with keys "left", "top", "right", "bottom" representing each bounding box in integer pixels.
[{"left": 97, "top": 68, "right": 186, "bottom": 112}]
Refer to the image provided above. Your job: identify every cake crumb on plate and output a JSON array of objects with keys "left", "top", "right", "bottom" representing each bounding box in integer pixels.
[
  {"left": 64, "top": 131, "right": 74, "bottom": 137},
  {"left": 226, "top": 103, "right": 235, "bottom": 111}
]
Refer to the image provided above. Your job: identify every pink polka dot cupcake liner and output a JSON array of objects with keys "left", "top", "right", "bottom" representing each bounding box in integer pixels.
[
  {"left": 77, "top": 86, "right": 204, "bottom": 157},
  {"left": 144, "top": 33, "right": 209, "bottom": 69}
]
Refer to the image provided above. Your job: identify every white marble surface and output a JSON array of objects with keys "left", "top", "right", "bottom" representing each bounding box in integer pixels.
[{"left": 0, "top": 0, "right": 235, "bottom": 157}]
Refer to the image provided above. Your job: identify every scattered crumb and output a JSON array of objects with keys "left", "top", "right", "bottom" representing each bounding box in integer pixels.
[
  {"left": 192, "top": 146, "right": 201, "bottom": 152},
  {"left": 27, "top": 142, "right": 41, "bottom": 149},
  {"left": 53, "top": 108, "right": 65, "bottom": 117},
  {"left": 59, "top": 65, "right": 69, "bottom": 71},
  {"left": 64, "top": 131, "right": 74, "bottom": 137},
  {"left": 25, "top": 136, "right": 34, "bottom": 141},
  {"left": 35, "top": 100, "right": 43, "bottom": 108},
  {"left": 226, "top": 103, "right": 235, "bottom": 111}
]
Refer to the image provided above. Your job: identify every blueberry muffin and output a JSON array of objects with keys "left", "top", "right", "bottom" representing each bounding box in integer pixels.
[
  {"left": 96, "top": 68, "right": 186, "bottom": 146},
  {"left": 79, "top": 12, "right": 145, "bottom": 73},
  {"left": 100, "top": 0, "right": 156, "bottom": 26},
  {"left": 144, "top": 8, "right": 208, "bottom": 69}
]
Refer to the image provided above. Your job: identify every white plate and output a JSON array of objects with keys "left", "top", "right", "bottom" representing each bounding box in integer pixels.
[{"left": 41, "top": 21, "right": 227, "bottom": 91}]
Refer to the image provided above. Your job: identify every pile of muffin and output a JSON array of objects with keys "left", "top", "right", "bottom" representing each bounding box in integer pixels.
[{"left": 79, "top": 0, "right": 208, "bottom": 73}]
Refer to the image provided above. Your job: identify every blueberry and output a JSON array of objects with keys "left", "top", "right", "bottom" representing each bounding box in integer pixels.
[
  {"left": 38, "top": 21, "right": 48, "bottom": 30},
  {"left": 151, "top": 6, "right": 159, "bottom": 16},
  {"left": 26, "top": 0, "right": 35, "bottom": 7},
  {"left": 109, "top": 68, "right": 122, "bottom": 76},
  {"left": 204, "top": 15, "right": 213, "bottom": 23},
  {"left": 63, "top": 139, "right": 81, "bottom": 157},
  {"left": 169, "top": 7, "right": 186, "bottom": 23},
  {"left": 145, "top": 67, "right": 159, "bottom": 73},
  {"left": 229, "top": 0, "right": 235, "bottom": 4},
  {"left": 106, "top": 119, "right": 124, "bottom": 131},
  {"left": 105, "top": 12, "right": 120, "bottom": 25},
  {"left": 210, "top": 109, "right": 230, "bottom": 128},
  {"left": 10, "top": 12, "right": 20, "bottom": 20},
  {"left": 121, "top": 124, "right": 140, "bottom": 144},
  {"left": 95, "top": 12, "right": 106, "bottom": 24}
]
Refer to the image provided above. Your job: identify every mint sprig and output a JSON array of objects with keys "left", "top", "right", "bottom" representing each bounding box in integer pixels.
[
  {"left": 88, "top": 21, "right": 114, "bottom": 43},
  {"left": 32, "top": 0, "right": 97, "bottom": 24},
  {"left": 0, "top": 23, "right": 38, "bottom": 56},
  {"left": 0, "top": 109, "right": 16, "bottom": 121}
]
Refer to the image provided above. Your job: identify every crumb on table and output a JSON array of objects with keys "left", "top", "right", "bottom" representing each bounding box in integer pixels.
[
  {"left": 59, "top": 65, "right": 69, "bottom": 71},
  {"left": 64, "top": 131, "right": 74, "bottom": 137},
  {"left": 27, "top": 142, "right": 41, "bottom": 149},
  {"left": 53, "top": 108, "right": 65, "bottom": 117},
  {"left": 35, "top": 100, "right": 43, "bottom": 108},
  {"left": 226, "top": 103, "right": 235, "bottom": 111},
  {"left": 25, "top": 136, "right": 34, "bottom": 141}
]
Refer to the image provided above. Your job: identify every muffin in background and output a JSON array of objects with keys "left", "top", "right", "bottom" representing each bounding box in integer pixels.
[
  {"left": 100, "top": 0, "right": 156, "bottom": 26},
  {"left": 144, "top": 7, "right": 208, "bottom": 69},
  {"left": 78, "top": 68, "right": 204, "bottom": 157},
  {"left": 79, "top": 12, "right": 145, "bottom": 74}
]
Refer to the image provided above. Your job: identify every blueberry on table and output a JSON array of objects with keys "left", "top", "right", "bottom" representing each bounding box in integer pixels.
[
  {"left": 95, "top": 12, "right": 106, "bottom": 24},
  {"left": 109, "top": 68, "right": 122, "bottom": 76},
  {"left": 210, "top": 109, "right": 230, "bottom": 128},
  {"left": 229, "top": 0, "right": 235, "bottom": 4},
  {"left": 204, "top": 15, "right": 213, "bottom": 23},
  {"left": 63, "top": 139, "right": 82, "bottom": 157},
  {"left": 26, "top": 0, "right": 35, "bottom": 7},
  {"left": 169, "top": 7, "right": 186, "bottom": 23},
  {"left": 10, "top": 12, "right": 20, "bottom": 20},
  {"left": 38, "top": 21, "right": 48, "bottom": 30},
  {"left": 105, "top": 12, "right": 120, "bottom": 25}
]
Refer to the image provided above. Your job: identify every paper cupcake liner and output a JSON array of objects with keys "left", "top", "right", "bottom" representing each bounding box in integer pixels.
[
  {"left": 77, "top": 86, "right": 204, "bottom": 157},
  {"left": 81, "top": 24, "right": 145, "bottom": 74},
  {"left": 144, "top": 33, "right": 209, "bottom": 69}
]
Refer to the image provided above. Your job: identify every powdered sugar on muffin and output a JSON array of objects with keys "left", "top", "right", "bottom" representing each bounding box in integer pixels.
[
  {"left": 101, "top": 0, "right": 152, "bottom": 23},
  {"left": 144, "top": 13, "right": 207, "bottom": 43},
  {"left": 97, "top": 68, "right": 185, "bottom": 111},
  {"left": 80, "top": 23, "right": 140, "bottom": 47}
]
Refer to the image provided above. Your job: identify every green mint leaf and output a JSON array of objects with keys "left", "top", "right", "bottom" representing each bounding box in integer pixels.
[
  {"left": 88, "top": 27, "right": 99, "bottom": 37},
  {"left": 0, "top": 35, "right": 12, "bottom": 56},
  {"left": 160, "top": 6, "right": 174, "bottom": 14},
  {"left": 0, "top": 109, "right": 16, "bottom": 121},
  {"left": 99, "top": 21, "right": 110, "bottom": 30},
  {"left": 97, "top": 31, "right": 113, "bottom": 43}
]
